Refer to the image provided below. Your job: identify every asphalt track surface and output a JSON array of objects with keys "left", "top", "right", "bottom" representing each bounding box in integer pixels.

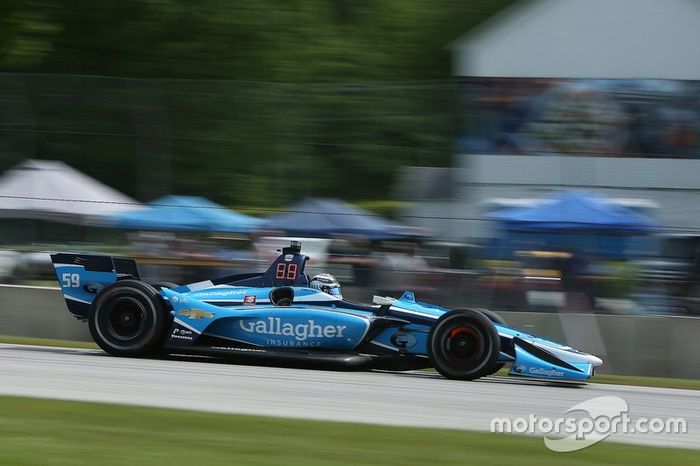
[{"left": 1, "top": 344, "right": 697, "bottom": 449}]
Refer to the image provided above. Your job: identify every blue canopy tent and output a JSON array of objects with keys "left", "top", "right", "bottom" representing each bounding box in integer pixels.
[
  {"left": 106, "top": 195, "right": 262, "bottom": 233},
  {"left": 262, "top": 197, "right": 420, "bottom": 240},
  {"left": 485, "top": 191, "right": 662, "bottom": 258},
  {"left": 488, "top": 191, "right": 660, "bottom": 232}
]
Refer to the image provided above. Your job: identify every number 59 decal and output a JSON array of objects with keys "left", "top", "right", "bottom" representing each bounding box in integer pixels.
[{"left": 61, "top": 273, "right": 81, "bottom": 288}]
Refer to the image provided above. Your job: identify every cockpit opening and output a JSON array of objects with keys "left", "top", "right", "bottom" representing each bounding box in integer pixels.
[{"left": 270, "top": 287, "right": 294, "bottom": 306}]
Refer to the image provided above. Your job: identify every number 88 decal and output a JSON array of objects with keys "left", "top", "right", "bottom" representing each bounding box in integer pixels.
[{"left": 275, "top": 263, "right": 298, "bottom": 280}]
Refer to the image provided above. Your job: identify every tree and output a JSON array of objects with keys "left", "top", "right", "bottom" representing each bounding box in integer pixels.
[{"left": 0, "top": 0, "right": 512, "bottom": 206}]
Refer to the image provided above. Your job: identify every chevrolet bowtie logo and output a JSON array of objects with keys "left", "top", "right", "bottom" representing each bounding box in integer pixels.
[{"left": 177, "top": 308, "right": 214, "bottom": 319}]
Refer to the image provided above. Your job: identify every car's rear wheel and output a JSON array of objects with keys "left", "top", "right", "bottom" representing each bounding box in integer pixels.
[
  {"left": 89, "top": 280, "right": 169, "bottom": 357},
  {"left": 428, "top": 309, "right": 500, "bottom": 380}
]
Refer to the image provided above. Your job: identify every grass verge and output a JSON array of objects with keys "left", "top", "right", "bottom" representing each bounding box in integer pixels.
[
  {"left": 591, "top": 373, "right": 700, "bottom": 391},
  {"left": 0, "top": 396, "right": 697, "bottom": 466},
  {"left": 0, "top": 334, "right": 97, "bottom": 349}
]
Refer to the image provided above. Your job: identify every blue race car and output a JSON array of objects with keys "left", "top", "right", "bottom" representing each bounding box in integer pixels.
[{"left": 50, "top": 242, "right": 602, "bottom": 382}]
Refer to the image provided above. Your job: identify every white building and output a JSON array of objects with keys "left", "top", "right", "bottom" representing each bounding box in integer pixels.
[{"left": 405, "top": 0, "right": 700, "bottom": 240}]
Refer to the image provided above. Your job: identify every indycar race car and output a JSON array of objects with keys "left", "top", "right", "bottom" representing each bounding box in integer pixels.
[{"left": 50, "top": 242, "right": 602, "bottom": 382}]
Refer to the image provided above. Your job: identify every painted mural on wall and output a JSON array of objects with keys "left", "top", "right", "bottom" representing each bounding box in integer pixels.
[{"left": 459, "top": 78, "right": 700, "bottom": 158}]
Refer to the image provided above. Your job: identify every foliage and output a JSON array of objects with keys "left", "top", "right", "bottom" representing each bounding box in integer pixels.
[
  {"left": 0, "top": 0, "right": 512, "bottom": 207},
  {"left": 597, "top": 261, "right": 640, "bottom": 298}
]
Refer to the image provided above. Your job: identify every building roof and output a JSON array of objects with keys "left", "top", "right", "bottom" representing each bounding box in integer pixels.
[{"left": 451, "top": 0, "right": 700, "bottom": 79}]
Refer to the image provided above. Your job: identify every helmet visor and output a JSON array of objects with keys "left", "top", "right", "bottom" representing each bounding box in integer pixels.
[{"left": 327, "top": 287, "right": 342, "bottom": 297}]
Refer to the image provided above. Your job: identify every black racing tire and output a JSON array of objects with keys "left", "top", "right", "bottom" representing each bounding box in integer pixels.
[
  {"left": 472, "top": 308, "right": 507, "bottom": 375},
  {"left": 473, "top": 308, "right": 506, "bottom": 326},
  {"left": 428, "top": 309, "right": 500, "bottom": 381},
  {"left": 88, "top": 280, "right": 169, "bottom": 357}
]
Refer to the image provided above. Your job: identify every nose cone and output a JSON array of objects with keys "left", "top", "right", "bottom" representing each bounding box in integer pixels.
[{"left": 587, "top": 354, "right": 603, "bottom": 367}]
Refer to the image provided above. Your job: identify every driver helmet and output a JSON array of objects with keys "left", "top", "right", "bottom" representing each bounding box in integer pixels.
[{"left": 309, "top": 273, "right": 342, "bottom": 298}]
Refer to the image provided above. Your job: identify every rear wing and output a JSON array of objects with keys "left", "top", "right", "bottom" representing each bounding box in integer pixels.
[{"left": 50, "top": 253, "right": 140, "bottom": 318}]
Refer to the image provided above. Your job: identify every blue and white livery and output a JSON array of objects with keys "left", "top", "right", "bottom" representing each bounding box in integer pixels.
[{"left": 51, "top": 242, "right": 602, "bottom": 382}]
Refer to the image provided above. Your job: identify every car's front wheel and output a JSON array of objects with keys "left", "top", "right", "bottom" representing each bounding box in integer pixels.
[
  {"left": 428, "top": 309, "right": 500, "bottom": 380},
  {"left": 473, "top": 308, "right": 508, "bottom": 375},
  {"left": 88, "top": 280, "right": 169, "bottom": 357}
]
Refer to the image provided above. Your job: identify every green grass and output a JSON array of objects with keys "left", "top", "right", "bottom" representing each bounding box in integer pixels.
[
  {"left": 591, "top": 374, "right": 700, "bottom": 391},
  {"left": 0, "top": 334, "right": 97, "bottom": 349},
  {"left": 235, "top": 200, "right": 410, "bottom": 218},
  {"left": 0, "top": 396, "right": 697, "bottom": 466}
]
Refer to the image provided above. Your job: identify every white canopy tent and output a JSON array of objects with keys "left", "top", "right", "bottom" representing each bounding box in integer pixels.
[{"left": 0, "top": 159, "right": 142, "bottom": 224}]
